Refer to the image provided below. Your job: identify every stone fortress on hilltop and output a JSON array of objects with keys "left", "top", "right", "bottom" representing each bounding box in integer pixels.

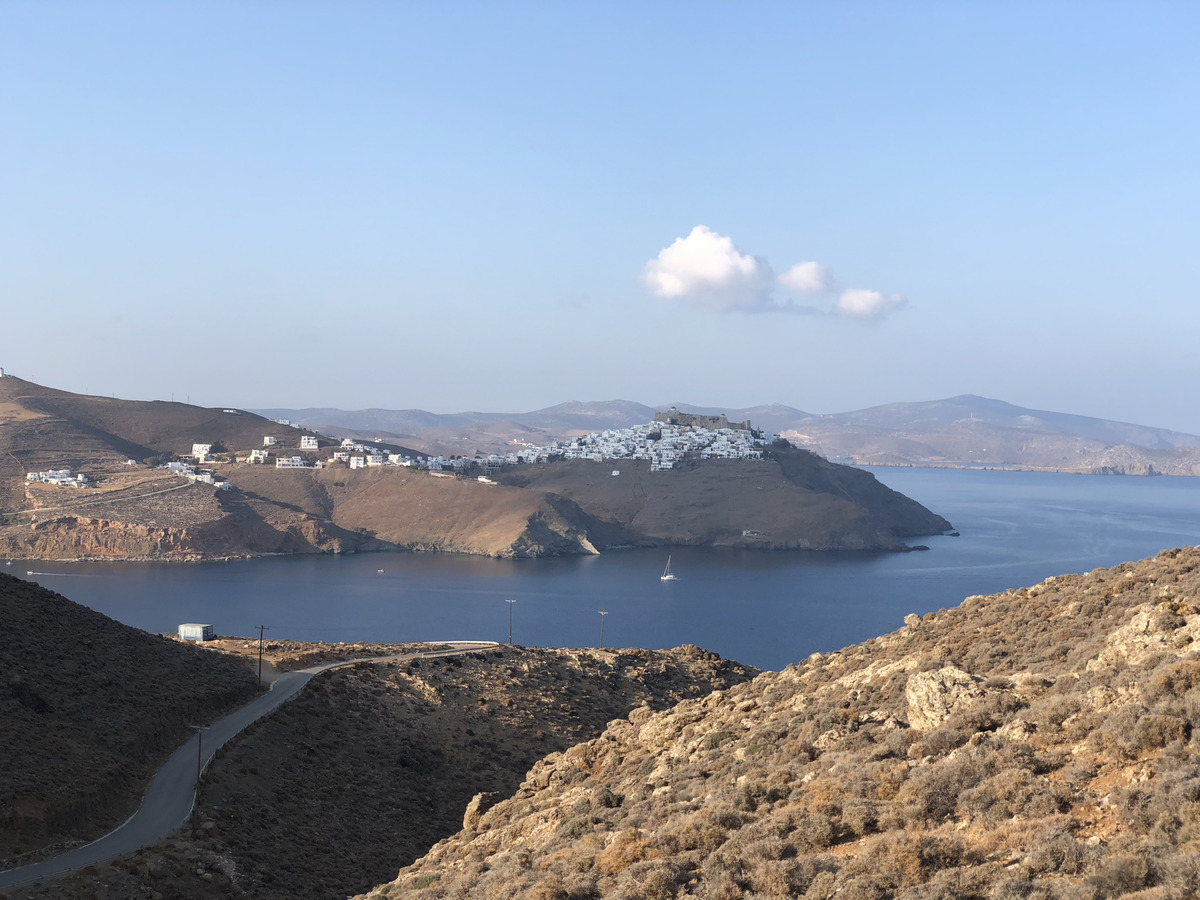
[{"left": 654, "top": 408, "right": 751, "bottom": 431}]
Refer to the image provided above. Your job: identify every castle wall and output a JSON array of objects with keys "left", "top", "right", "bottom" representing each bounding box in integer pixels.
[{"left": 654, "top": 411, "right": 751, "bottom": 431}]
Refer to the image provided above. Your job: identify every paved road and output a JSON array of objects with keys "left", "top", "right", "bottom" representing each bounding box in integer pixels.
[{"left": 0, "top": 641, "right": 498, "bottom": 890}]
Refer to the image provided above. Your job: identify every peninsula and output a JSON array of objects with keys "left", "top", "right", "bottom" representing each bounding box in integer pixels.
[{"left": 0, "top": 377, "right": 950, "bottom": 561}]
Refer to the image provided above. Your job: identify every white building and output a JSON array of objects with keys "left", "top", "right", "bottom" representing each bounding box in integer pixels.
[
  {"left": 263, "top": 436, "right": 279, "bottom": 447},
  {"left": 275, "top": 456, "right": 307, "bottom": 468},
  {"left": 248, "top": 449, "right": 269, "bottom": 463},
  {"left": 192, "top": 443, "right": 213, "bottom": 461},
  {"left": 25, "top": 469, "right": 89, "bottom": 487},
  {"left": 300, "top": 435, "right": 319, "bottom": 450},
  {"left": 178, "top": 623, "right": 214, "bottom": 642}
]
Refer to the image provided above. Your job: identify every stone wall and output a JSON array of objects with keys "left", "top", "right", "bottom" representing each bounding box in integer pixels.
[{"left": 653, "top": 410, "right": 751, "bottom": 431}]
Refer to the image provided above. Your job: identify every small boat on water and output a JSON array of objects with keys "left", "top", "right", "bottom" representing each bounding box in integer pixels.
[{"left": 660, "top": 556, "right": 678, "bottom": 582}]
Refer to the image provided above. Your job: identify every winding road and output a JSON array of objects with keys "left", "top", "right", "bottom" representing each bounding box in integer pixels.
[{"left": 0, "top": 641, "right": 498, "bottom": 891}]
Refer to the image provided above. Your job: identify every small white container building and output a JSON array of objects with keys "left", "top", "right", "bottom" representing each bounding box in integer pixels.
[{"left": 178, "top": 623, "right": 214, "bottom": 642}]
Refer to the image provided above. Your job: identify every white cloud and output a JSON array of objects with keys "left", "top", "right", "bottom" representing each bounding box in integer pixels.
[
  {"left": 642, "top": 225, "right": 906, "bottom": 320},
  {"left": 778, "top": 261, "right": 834, "bottom": 295},
  {"left": 835, "top": 288, "right": 906, "bottom": 319},
  {"left": 641, "top": 225, "right": 773, "bottom": 312}
]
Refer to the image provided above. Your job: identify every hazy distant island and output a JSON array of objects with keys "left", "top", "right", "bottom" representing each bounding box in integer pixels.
[
  {"left": 0, "top": 377, "right": 949, "bottom": 562},
  {"left": 255, "top": 395, "right": 1200, "bottom": 477}
]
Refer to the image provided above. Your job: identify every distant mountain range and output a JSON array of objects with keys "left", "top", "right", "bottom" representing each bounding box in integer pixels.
[{"left": 253, "top": 395, "right": 1200, "bottom": 476}]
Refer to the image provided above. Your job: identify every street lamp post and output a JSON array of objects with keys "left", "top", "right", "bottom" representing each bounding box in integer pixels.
[
  {"left": 506, "top": 598, "right": 517, "bottom": 644},
  {"left": 599, "top": 611, "right": 608, "bottom": 649}
]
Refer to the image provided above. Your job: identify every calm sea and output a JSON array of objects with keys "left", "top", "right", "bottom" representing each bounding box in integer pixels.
[{"left": 16, "top": 468, "right": 1200, "bottom": 671}]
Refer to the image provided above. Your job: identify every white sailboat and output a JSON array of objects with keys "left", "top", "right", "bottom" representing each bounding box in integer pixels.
[{"left": 660, "top": 555, "right": 678, "bottom": 582}]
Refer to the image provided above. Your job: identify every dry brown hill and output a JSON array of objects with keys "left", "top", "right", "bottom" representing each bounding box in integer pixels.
[
  {"left": 356, "top": 546, "right": 1200, "bottom": 900},
  {"left": 0, "top": 573, "right": 258, "bottom": 866},
  {"left": 497, "top": 451, "right": 947, "bottom": 551},
  {"left": 0, "top": 379, "right": 951, "bottom": 560},
  {"left": 6, "top": 644, "right": 756, "bottom": 900}
]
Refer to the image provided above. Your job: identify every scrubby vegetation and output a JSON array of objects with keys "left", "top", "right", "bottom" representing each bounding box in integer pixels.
[
  {"left": 359, "top": 547, "right": 1200, "bottom": 900},
  {"left": 190, "top": 645, "right": 755, "bottom": 900}
]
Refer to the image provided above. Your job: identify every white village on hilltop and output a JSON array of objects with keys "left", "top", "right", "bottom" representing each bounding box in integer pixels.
[
  {"left": 251, "top": 410, "right": 773, "bottom": 475},
  {"left": 26, "top": 410, "right": 776, "bottom": 491}
]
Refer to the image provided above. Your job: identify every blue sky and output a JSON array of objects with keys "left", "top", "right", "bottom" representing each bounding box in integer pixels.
[{"left": 3, "top": 2, "right": 1199, "bottom": 432}]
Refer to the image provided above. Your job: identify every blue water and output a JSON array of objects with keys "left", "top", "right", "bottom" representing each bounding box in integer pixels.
[{"left": 16, "top": 468, "right": 1200, "bottom": 671}]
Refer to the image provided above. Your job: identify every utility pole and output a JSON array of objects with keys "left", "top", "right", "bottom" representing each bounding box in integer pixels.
[
  {"left": 188, "top": 725, "right": 207, "bottom": 785},
  {"left": 506, "top": 598, "right": 516, "bottom": 645},
  {"left": 256, "top": 625, "right": 270, "bottom": 687},
  {"left": 187, "top": 724, "right": 208, "bottom": 833},
  {"left": 599, "top": 611, "right": 608, "bottom": 649}
]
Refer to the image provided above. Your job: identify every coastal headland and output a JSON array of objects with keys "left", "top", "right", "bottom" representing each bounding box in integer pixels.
[{"left": 0, "top": 377, "right": 950, "bottom": 561}]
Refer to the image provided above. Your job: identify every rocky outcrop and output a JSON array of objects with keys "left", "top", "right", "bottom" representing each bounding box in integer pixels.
[
  {"left": 463, "top": 792, "right": 504, "bottom": 830},
  {"left": 903, "top": 665, "right": 986, "bottom": 731}
]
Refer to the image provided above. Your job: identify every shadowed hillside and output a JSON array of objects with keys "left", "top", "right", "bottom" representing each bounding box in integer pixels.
[{"left": 0, "top": 573, "right": 258, "bottom": 865}]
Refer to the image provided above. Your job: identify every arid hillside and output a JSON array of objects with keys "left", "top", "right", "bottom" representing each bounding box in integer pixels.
[
  {"left": 5, "top": 644, "right": 757, "bottom": 900},
  {"left": 0, "top": 573, "right": 258, "bottom": 866},
  {"left": 497, "top": 449, "right": 948, "bottom": 550},
  {"left": 11, "top": 548, "right": 1200, "bottom": 900},
  {"left": 357, "top": 545, "right": 1200, "bottom": 900},
  {"left": 0, "top": 378, "right": 951, "bottom": 560}
]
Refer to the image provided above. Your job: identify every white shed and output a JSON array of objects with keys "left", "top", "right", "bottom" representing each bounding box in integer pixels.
[{"left": 178, "top": 623, "right": 214, "bottom": 642}]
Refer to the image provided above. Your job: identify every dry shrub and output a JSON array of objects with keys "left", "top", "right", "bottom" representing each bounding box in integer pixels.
[
  {"left": 841, "top": 831, "right": 965, "bottom": 890},
  {"left": 1085, "top": 852, "right": 1150, "bottom": 899},
  {"left": 1022, "top": 825, "right": 1090, "bottom": 876},
  {"left": 612, "top": 860, "right": 685, "bottom": 900},
  {"left": 841, "top": 800, "right": 879, "bottom": 837},
  {"left": 526, "top": 876, "right": 570, "bottom": 900},
  {"left": 789, "top": 808, "right": 836, "bottom": 853},
  {"left": 1024, "top": 694, "right": 1081, "bottom": 735},
  {"left": 595, "top": 829, "right": 661, "bottom": 877},
  {"left": 892, "top": 749, "right": 987, "bottom": 824},
  {"left": 1133, "top": 714, "right": 1187, "bottom": 752},
  {"left": 672, "top": 816, "right": 728, "bottom": 854},
  {"left": 958, "top": 768, "right": 1067, "bottom": 822}
]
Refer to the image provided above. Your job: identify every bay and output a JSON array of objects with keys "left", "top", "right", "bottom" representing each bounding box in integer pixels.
[{"left": 16, "top": 468, "right": 1200, "bottom": 671}]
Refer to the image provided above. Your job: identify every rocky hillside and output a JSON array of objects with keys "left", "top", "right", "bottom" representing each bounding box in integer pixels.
[
  {"left": 359, "top": 545, "right": 1200, "bottom": 900},
  {"left": 497, "top": 449, "right": 948, "bottom": 551},
  {"left": 5, "top": 645, "right": 756, "bottom": 900},
  {"left": 0, "top": 573, "right": 258, "bottom": 866},
  {"left": 0, "top": 378, "right": 950, "bottom": 560}
]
